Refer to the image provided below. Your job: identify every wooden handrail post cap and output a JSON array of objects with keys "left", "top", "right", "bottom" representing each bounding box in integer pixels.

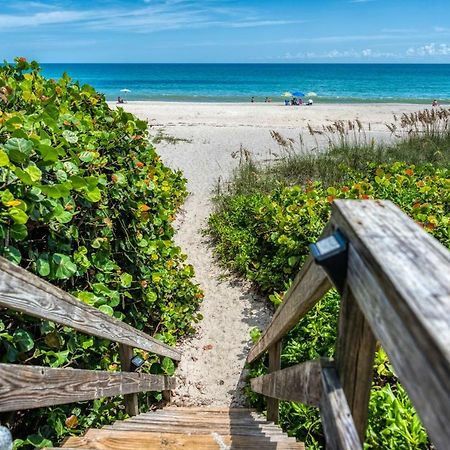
[{"left": 309, "top": 229, "right": 348, "bottom": 293}]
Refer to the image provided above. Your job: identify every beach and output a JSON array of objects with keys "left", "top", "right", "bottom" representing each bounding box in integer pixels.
[
  {"left": 120, "top": 101, "right": 426, "bottom": 194},
  {"left": 113, "top": 101, "right": 428, "bottom": 406}
]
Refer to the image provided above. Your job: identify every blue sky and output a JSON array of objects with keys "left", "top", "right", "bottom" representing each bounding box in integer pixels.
[{"left": 1, "top": 0, "right": 450, "bottom": 62}]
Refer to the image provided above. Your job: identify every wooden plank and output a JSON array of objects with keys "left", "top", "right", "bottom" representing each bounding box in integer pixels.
[
  {"left": 251, "top": 360, "right": 322, "bottom": 406},
  {"left": 0, "top": 257, "right": 180, "bottom": 361},
  {"left": 247, "top": 255, "right": 332, "bottom": 363},
  {"left": 105, "top": 423, "right": 286, "bottom": 436},
  {"left": 319, "top": 361, "right": 362, "bottom": 450},
  {"left": 335, "top": 286, "right": 376, "bottom": 442},
  {"left": 0, "top": 363, "right": 175, "bottom": 412},
  {"left": 118, "top": 344, "right": 139, "bottom": 416},
  {"left": 332, "top": 199, "right": 450, "bottom": 449},
  {"left": 63, "top": 429, "right": 305, "bottom": 449},
  {"left": 267, "top": 341, "right": 281, "bottom": 423}
]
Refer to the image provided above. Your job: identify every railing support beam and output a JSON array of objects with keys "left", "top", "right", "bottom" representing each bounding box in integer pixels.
[
  {"left": 267, "top": 340, "right": 282, "bottom": 423},
  {"left": 335, "top": 286, "right": 376, "bottom": 442},
  {"left": 119, "top": 344, "right": 139, "bottom": 416}
]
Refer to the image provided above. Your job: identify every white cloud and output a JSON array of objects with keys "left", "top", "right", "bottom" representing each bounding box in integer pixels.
[
  {"left": 0, "top": 2, "right": 299, "bottom": 33},
  {"left": 231, "top": 20, "right": 304, "bottom": 28},
  {"left": 0, "top": 10, "right": 88, "bottom": 28},
  {"left": 282, "top": 48, "right": 397, "bottom": 60},
  {"left": 380, "top": 28, "right": 416, "bottom": 33},
  {"left": 434, "top": 26, "right": 450, "bottom": 33},
  {"left": 407, "top": 43, "right": 450, "bottom": 56}
]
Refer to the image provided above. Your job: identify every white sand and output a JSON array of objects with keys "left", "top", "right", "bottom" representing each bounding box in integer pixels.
[{"left": 116, "top": 101, "right": 427, "bottom": 406}]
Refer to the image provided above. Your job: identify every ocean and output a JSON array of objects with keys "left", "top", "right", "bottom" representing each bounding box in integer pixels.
[{"left": 40, "top": 63, "right": 450, "bottom": 104}]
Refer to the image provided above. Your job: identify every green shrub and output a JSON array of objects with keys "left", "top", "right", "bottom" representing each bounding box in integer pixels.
[
  {"left": 209, "top": 162, "right": 448, "bottom": 449},
  {"left": 0, "top": 58, "right": 202, "bottom": 448}
]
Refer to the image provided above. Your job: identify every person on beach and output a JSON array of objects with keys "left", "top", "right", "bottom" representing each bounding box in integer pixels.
[
  {"left": 117, "top": 96, "right": 124, "bottom": 104},
  {"left": 251, "top": 96, "right": 255, "bottom": 103},
  {"left": 299, "top": 98, "right": 303, "bottom": 106},
  {"left": 432, "top": 99, "right": 439, "bottom": 107},
  {"left": 306, "top": 98, "right": 313, "bottom": 106}
]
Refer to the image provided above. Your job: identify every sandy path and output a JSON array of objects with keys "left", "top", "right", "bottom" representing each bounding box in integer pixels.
[{"left": 119, "top": 101, "right": 426, "bottom": 406}]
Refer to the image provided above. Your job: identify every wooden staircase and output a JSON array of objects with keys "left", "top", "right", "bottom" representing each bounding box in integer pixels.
[{"left": 58, "top": 407, "right": 304, "bottom": 449}]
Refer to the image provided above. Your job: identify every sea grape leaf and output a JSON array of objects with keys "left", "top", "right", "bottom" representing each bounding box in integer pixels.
[
  {"left": 98, "top": 304, "right": 114, "bottom": 316},
  {"left": 4, "top": 246, "right": 21, "bottom": 264},
  {"left": 84, "top": 186, "right": 101, "bottom": 202},
  {"left": 52, "top": 253, "right": 77, "bottom": 279},
  {"left": 25, "top": 165, "right": 42, "bottom": 182},
  {"left": 62, "top": 130, "right": 78, "bottom": 144},
  {"left": 39, "top": 183, "right": 72, "bottom": 199},
  {"left": 161, "top": 357, "right": 175, "bottom": 376},
  {"left": 8, "top": 207, "right": 28, "bottom": 224},
  {"left": 4, "top": 138, "right": 33, "bottom": 163},
  {"left": 14, "top": 167, "right": 33, "bottom": 185},
  {"left": 0, "top": 149, "right": 10, "bottom": 166},
  {"left": 1, "top": 190, "right": 14, "bottom": 205},
  {"left": 13, "top": 329, "right": 34, "bottom": 352},
  {"left": 10, "top": 224, "right": 28, "bottom": 241},
  {"left": 120, "top": 273, "right": 133, "bottom": 287},
  {"left": 38, "top": 144, "right": 59, "bottom": 162},
  {"left": 36, "top": 254, "right": 51, "bottom": 276},
  {"left": 44, "top": 332, "right": 62, "bottom": 349}
]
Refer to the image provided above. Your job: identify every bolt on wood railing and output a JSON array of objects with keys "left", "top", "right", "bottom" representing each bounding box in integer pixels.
[
  {"left": 248, "top": 200, "right": 450, "bottom": 450},
  {"left": 0, "top": 257, "right": 179, "bottom": 416}
]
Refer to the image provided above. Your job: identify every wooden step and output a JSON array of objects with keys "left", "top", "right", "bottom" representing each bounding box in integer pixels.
[
  {"left": 103, "top": 422, "right": 287, "bottom": 436},
  {"left": 64, "top": 430, "right": 302, "bottom": 449},
  {"left": 60, "top": 407, "right": 304, "bottom": 450}
]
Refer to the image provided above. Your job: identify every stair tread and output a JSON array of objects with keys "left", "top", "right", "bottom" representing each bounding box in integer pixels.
[
  {"left": 63, "top": 432, "right": 303, "bottom": 449},
  {"left": 105, "top": 423, "right": 286, "bottom": 434},
  {"left": 60, "top": 408, "right": 304, "bottom": 449}
]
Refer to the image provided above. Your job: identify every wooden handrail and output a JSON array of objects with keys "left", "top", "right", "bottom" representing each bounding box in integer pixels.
[
  {"left": 247, "top": 255, "right": 332, "bottom": 363},
  {"left": 0, "top": 256, "right": 181, "bottom": 416},
  {"left": 0, "top": 363, "right": 175, "bottom": 412},
  {"left": 0, "top": 257, "right": 181, "bottom": 361},
  {"left": 248, "top": 200, "right": 450, "bottom": 449}
]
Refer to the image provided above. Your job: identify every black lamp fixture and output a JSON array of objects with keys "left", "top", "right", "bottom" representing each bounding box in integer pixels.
[
  {"left": 130, "top": 355, "right": 145, "bottom": 371},
  {"left": 309, "top": 229, "right": 348, "bottom": 294}
]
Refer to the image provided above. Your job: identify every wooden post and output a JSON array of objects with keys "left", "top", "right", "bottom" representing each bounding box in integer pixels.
[
  {"left": 119, "top": 344, "right": 139, "bottom": 416},
  {"left": 320, "top": 360, "right": 362, "bottom": 450},
  {"left": 162, "top": 388, "right": 171, "bottom": 406},
  {"left": 267, "top": 340, "right": 282, "bottom": 423},
  {"left": 335, "top": 285, "right": 377, "bottom": 443}
]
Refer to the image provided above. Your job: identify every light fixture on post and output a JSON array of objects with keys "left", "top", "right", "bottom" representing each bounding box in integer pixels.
[
  {"left": 130, "top": 355, "right": 145, "bottom": 371},
  {"left": 309, "top": 230, "right": 348, "bottom": 294}
]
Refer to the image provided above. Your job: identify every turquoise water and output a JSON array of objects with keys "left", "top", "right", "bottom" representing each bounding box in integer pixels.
[{"left": 40, "top": 64, "right": 450, "bottom": 103}]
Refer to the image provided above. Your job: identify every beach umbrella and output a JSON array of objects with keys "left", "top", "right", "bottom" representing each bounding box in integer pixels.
[
  {"left": 120, "top": 88, "right": 131, "bottom": 101},
  {"left": 307, "top": 92, "right": 318, "bottom": 97},
  {"left": 292, "top": 91, "right": 305, "bottom": 97},
  {"left": 282, "top": 92, "right": 293, "bottom": 97}
]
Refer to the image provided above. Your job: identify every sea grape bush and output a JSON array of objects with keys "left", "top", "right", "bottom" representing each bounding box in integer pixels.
[
  {"left": 0, "top": 58, "right": 202, "bottom": 448},
  {"left": 210, "top": 162, "right": 449, "bottom": 293},
  {"left": 209, "top": 162, "right": 449, "bottom": 449}
]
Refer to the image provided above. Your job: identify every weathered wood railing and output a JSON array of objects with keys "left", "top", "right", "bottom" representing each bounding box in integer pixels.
[
  {"left": 248, "top": 200, "right": 450, "bottom": 449},
  {"left": 0, "top": 257, "right": 179, "bottom": 416}
]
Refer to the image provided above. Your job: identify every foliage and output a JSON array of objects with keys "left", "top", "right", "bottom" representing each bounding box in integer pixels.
[
  {"left": 209, "top": 159, "right": 448, "bottom": 449},
  {"left": 0, "top": 58, "right": 202, "bottom": 447},
  {"left": 210, "top": 163, "right": 449, "bottom": 293},
  {"left": 218, "top": 113, "right": 450, "bottom": 200}
]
